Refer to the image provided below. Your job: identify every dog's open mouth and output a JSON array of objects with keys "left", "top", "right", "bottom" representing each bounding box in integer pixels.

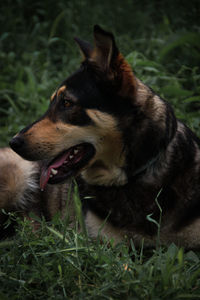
[{"left": 40, "top": 143, "right": 95, "bottom": 190}]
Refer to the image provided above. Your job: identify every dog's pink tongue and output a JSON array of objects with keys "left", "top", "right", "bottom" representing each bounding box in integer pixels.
[
  {"left": 40, "top": 168, "right": 51, "bottom": 191},
  {"left": 40, "top": 151, "right": 70, "bottom": 190}
]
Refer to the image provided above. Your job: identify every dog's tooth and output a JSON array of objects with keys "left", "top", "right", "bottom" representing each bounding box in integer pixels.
[
  {"left": 50, "top": 174, "right": 53, "bottom": 178},
  {"left": 51, "top": 168, "right": 58, "bottom": 175},
  {"left": 74, "top": 149, "right": 79, "bottom": 155},
  {"left": 69, "top": 155, "right": 74, "bottom": 160},
  {"left": 64, "top": 160, "right": 68, "bottom": 164}
]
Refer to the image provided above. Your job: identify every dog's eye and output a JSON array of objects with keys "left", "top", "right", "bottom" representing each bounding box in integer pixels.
[{"left": 63, "top": 98, "right": 73, "bottom": 108}]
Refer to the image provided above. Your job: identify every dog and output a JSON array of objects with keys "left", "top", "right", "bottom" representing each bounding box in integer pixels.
[{"left": 4, "top": 25, "right": 200, "bottom": 248}]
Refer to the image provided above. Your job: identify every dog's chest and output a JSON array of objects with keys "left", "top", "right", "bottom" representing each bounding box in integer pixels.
[{"left": 77, "top": 178, "right": 163, "bottom": 235}]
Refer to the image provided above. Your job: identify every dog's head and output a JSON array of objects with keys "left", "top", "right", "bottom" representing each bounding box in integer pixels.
[{"left": 10, "top": 26, "right": 171, "bottom": 189}]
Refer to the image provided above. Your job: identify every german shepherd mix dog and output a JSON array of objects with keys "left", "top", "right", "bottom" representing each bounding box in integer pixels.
[{"left": 6, "top": 25, "right": 200, "bottom": 248}]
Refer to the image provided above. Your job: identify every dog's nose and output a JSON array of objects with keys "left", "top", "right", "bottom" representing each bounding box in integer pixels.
[{"left": 9, "top": 136, "right": 25, "bottom": 152}]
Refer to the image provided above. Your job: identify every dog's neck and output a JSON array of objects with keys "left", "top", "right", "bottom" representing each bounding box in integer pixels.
[
  {"left": 81, "top": 160, "right": 128, "bottom": 186},
  {"left": 80, "top": 153, "right": 161, "bottom": 187}
]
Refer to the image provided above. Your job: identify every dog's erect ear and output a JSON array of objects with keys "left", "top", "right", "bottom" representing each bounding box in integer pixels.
[
  {"left": 74, "top": 25, "right": 118, "bottom": 71},
  {"left": 75, "top": 26, "right": 137, "bottom": 99},
  {"left": 91, "top": 25, "right": 119, "bottom": 71},
  {"left": 74, "top": 37, "right": 93, "bottom": 59},
  {"left": 92, "top": 25, "right": 137, "bottom": 99}
]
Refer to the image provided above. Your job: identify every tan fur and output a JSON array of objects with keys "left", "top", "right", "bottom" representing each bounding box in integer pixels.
[
  {"left": 85, "top": 210, "right": 157, "bottom": 247},
  {"left": 22, "top": 110, "right": 127, "bottom": 186},
  {"left": 57, "top": 86, "right": 66, "bottom": 97},
  {"left": 50, "top": 91, "right": 56, "bottom": 102},
  {"left": 0, "top": 148, "right": 39, "bottom": 211},
  {"left": 81, "top": 109, "right": 127, "bottom": 186},
  {"left": 22, "top": 118, "right": 73, "bottom": 158},
  {"left": 136, "top": 79, "right": 166, "bottom": 126},
  {"left": 42, "top": 181, "right": 75, "bottom": 224},
  {"left": 86, "top": 209, "right": 200, "bottom": 249},
  {"left": 85, "top": 210, "right": 125, "bottom": 243},
  {"left": 172, "top": 219, "right": 200, "bottom": 249},
  {"left": 117, "top": 53, "right": 137, "bottom": 99}
]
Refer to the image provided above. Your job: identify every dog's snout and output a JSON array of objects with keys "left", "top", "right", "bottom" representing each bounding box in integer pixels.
[{"left": 9, "top": 136, "right": 25, "bottom": 153}]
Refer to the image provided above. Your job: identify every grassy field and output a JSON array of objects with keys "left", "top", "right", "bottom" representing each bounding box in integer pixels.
[{"left": 0, "top": 1, "right": 200, "bottom": 299}]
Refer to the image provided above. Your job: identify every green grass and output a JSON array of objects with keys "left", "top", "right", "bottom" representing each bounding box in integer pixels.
[
  {"left": 0, "top": 1, "right": 200, "bottom": 299},
  {"left": 1, "top": 188, "right": 200, "bottom": 300}
]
